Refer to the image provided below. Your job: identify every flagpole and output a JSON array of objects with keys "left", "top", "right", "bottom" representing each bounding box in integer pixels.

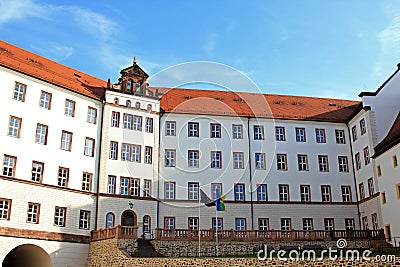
[
  {"left": 198, "top": 194, "right": 201, "bottom": 257},
  {"left": 215, "top": 204, "right": 218, "bottom": 257}
]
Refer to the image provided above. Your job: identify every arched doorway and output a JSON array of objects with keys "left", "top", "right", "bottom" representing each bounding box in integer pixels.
[
  {"left": 121, "top": 210, "right": 136, "bottom": 226},
  {"left": 143, "top": 215, "right": 151, "bottom": 239},
  {"left": 3, "top": 244, "right": 52, "bottom": 267}
]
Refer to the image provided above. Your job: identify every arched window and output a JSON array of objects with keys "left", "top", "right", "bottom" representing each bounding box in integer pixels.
[
  {"left": 114, "top": 98, "right": 119, "bottom": 105},
  {"left": 127, "top": 80, "right": 132, "bottom": 91},
  {"left": 135, "top": 102, "right": 141, "bottom": 109},
  {"left": 126, "top": 100, "right": 131, "bottom": 107},
  {"left": 143, "top": 215, "right": 151, "bottom": 233},
  {"left": 147, "top": 104, "right": 152, "bottom": 111},
  {"left": 106, "top": 212, "right": 115, "bottom": 228}
]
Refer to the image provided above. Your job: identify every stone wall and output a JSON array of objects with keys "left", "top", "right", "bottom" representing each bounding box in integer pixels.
[{"left": 153, "top": 239, "right": 371, "bottom": 257}]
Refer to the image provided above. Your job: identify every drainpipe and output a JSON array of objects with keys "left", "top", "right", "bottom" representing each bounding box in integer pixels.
[
  {"left": 347, "top": 124, "right": 362, "bottom": 230},
  {"left": 247, "top": 117, "right": 254, "bottom": 230},
  {"left": 156, "top": 111, "right": 164, "bottom": 229},
  {"left": 95, "top": 99, "right": 105, "bottom": 230}
]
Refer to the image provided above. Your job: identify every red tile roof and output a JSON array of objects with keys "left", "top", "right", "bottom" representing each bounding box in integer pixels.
[
  {"left": 0, "top": 40, "right": 106, "bottom": 100},
  {"left": 373, "top": 112, "right": 400, "bottom": 157},
  {"left": 0, "top": 40, "right": 361, "bottom": 122},
  {"left": 158, "top": 87, "right": 361, "bottom": 123}
]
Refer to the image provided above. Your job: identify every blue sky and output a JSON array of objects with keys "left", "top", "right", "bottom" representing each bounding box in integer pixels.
[{"left": 1, "top": 0, "right": 399, "bottom": 99}]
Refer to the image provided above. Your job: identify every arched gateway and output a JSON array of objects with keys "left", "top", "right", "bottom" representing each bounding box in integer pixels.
[
  {"left": 3, "top": 244, "right": 52, "bottom": 267},
  {"left": 121, "top": 210, "right": 137, "bottom": 226}
]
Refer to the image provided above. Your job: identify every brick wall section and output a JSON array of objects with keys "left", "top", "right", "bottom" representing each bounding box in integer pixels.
[{"left": 87, "top": 237, "right": 397, "bottom": 267}]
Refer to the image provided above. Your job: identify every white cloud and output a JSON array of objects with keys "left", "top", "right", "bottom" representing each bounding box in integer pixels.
[
  {"left": 32, "top": 42, "right": 74, "bottom": 62},
  {"left": 202, "top": 32, "right": 219, "bottom": 56},
  {"left": 0, "top": 0, "right": 49, "bottom": 25}
]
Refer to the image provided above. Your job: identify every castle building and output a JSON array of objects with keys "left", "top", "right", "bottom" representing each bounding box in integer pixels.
[{"left": 0, "top": 40, "right": 398, "bottom": 266}]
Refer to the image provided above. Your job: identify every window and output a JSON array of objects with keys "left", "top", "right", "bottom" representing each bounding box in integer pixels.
[
  {"left": 188, "top": 183, "right": 199, "bottom": 200},
  {"left": 31, "top": 161, "right": 43, "bottom": 182},
  {"left": 64, "top": 99, "right": 75, "bottom": 117},
  {"left": 109, "top": 141, "right": 118, "bottom": 160},
  {"left": 318, "top": 155, "right": 329, "bottom": 172},
  {"left": 351, "top": 126, "right": 357, "bottom": 141},
  {"left": 13, "top": 82, "right": 26, "bottom": 101},
  {"left": 397, "top": 183, "right": 400, "bottom": 200},
  {"left": 127, "top": 80, "right": 132, "bottom": 91},
  {"left": 135, "top": 102, "right": 140, "bottom": 109},
  {"left": 275, "top": 127, "right": 285, "bottom": 141},
  {"left": 377, "top": 165, "right": 382, "bottom": 176},
  {"left": 188, "top": 217, "right": 199, "bottom": 230},
  {"left": 164, "top": 217, "right": 175, "bottom": 229},
  {"left": 363, "top": 147, "right": 370, "bottom": 165},
  {"left": 303, "top": 218, "right": 313, "bottom": 231},
  {"left": 297, "top": 155, "right": 308, "bottom": 171},
  {"left": 232, "top": 124, "right": 243, "bottom": 139},
  {"left": 79, "top": 210, "right": 90, "bottom": 229},
  {"left": 144, "top": 215, "right": 152, "bottom": 234},
  {"left": 87, "top": 107, "right": 97, "bottom": 124},
  {"left": 345, "top": 219, "right": 355, "bottom": 230},
  {"left": 58, "top": 167, "right": 69, "bottom": 187},
  {"left": 131, "top": 145, "right": 141, "bottom": 162},
  {"left": 35, "top": 124, "right": 48, "bottom": 145},
  {"left": 258, "top": 218, "right": 269, "bottom": 230},
  {"left": 212, "top": 217, "right": 223, "bottom": 230},
  {"left": 372, "top": 213, "right": 379, "bottom": 230},
  {"left": 234, "top": 184, "right": 245, "bottom": 201},
  {"left": 338, "top": 156, "right": 349, "bottom": 172},
  {"left": 143, "top": 179, "right": 151, "bottom": 197},
  {"left": 84, "top": 137, "right": 95, "bottom": 157},
  {"left": 126, "top": 100, "right": 131, "bottom": 107},
  {"left": 39, "top": 91, "right": 52, "bottom": 109},
  {"left": 359, "top": 182, "right": 365, "bottom": 200},
  {"left": 211, "top": 151, "right": 222, "bottom": 168},
  {"left": 145, "top": 118, "right": 153, "bottom": 133},
  {"left": 335, "top": 130, "right": 346, "bottom": 144},
  {"left": 114, "top": 98, "right": 119, "bottom": 104},
  {"left": 211, "top": 123, "right": 221, "bottom": 138},
  {"left": 295, "top": 127, "right": 306, "bottom": 142},
  {"left": 211, "top": 183, "right": 222, "bottom": 200},
  {"left": 61, "top": 131, "right": 73, "bottom": 151},
  {"left": 257, "top": 184, "right": 267, "bottom": 201},
  {"left": 147, "top": 104, "right": 152, "bottom": 111},
  {"left": 145, "top": 146, "right": 152, "bottom": 164},
  {"left": 368, "top": 178, "right": 375, "bottom": 196},
  {"left": 321, "top": 185, "right": 331, "bottom": 202},
  {"left": 255, "top": 153, "right": 265, "bottom": 170},
  {"left": 188, "top": 122, "right": 199, "bottom": 137},
  {"left": 188, "top": 150, "right": 199, "bottom": 168},
  {"left": 385, "top": 225, "right": 392, "bottom": 242},
  {"left": 277, "top": 154, "right": 287, "bottom": 171},
  {"left": 133, "top": 116, "right": 142, "bottom": 131},
  {"left": 27, "top": 203, "right": 40, "bottom": 224},
  {"left": 165, "top": 121, "right": 176, "bottom": 136},
  {"left": 393, "top": 155, "right": 398, "bottom": 168},
  {"left": 122, "top": 143, "right": 131, "bottom": 161},
  {"left": 0, "top": 199, "right": 11, "bottom": 220},
  {"left": 3, "top": 155, "right": 16, "bottom": 177},
  {"left": 165, "top": 182, "right": 175, "bottom": 199},
  {"left": 54, "top": 207, "right": 66, "bottom": 227},
  {"left": 235, "top": 218, "right": 246, "bottom": 231},
  {"left": 106, "top": 213, "right": 115, "bottom": 228},
  {"left": 341, "top": 186, "right": 352, "bottom": 202},
  {"left": 382, "top": 192, "right": 387, "bottom": 204},
  {"left": 279, "top": 184, "right": 289, "bottom": 201},
  {"left": 300, "top": 185, "right": 311, "bottom": 202},
  {"left": 107, "top": 175, "right": 116, "bottom": 194},
  {"left": 130, "top": 178, "right": 140, "bottom": 197},
  {"left": 324, "top": 218, "right": 334, "bottom": 231},
  {"left": 8, "top": 116, "right": 21, "bottom": 138},
  {"left": 233, "top": 152, "right": 244, "bottom": 169},
  {"left": 123, "top": 114, "right": 133, "bottom": 130},
  {"left": 82, "top": 172, "right": 92, "bottom": 192},
  {"left": 165, "top": 149, "right": 176, "bottom": 167},
  {"left": 120, "top": 177, "right": 129, "bottom": 195},
  {"left": 355, "top": 153, "right": 361, "bottom": 170},
  {"left": 111, "top": 112, "right": 120, "bottom": 127},
  {"left": 254, "top": 125, "right": 264, "bottom": 140},
  {"left": 362, "top": 216, "right": 369, "bottom": 230},
  {"left": 315, "top": 128, "right": 326, "bottom": 143},
  {"left": 360, "top": 119, "right": 366, "bottom": 135},
  {"left": 281, "top": 218, "right": 291, "bottom": 231}
]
